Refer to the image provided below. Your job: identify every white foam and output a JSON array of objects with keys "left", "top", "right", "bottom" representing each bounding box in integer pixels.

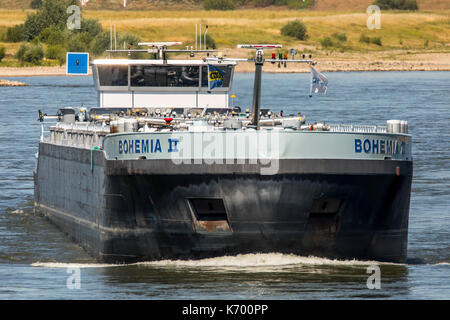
[
  {"left": 432, "top": 262, "right": 450, "bottom": 266},
  {"left": 136, "top": 253, "right": 399, "bottom": 268},
  {"left": 9, "top": 209, "right": 25, "bottom": 214},
  {"left": 31, "top": 253, "right": 402, "bottom": 270}
]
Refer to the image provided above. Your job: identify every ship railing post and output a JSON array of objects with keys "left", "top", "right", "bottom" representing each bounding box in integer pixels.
[{"left": 40, "top": 124, "right": 44, "bottom": 142}]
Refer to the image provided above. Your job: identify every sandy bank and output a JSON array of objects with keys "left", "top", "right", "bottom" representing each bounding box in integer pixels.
[
  {"left": 0, "top": 66, "right": 91, "bottom": 77},
  {"left": 0, "top": 53, "right": 449, "bottom": 77},
  {"left": 0, "top": 79, "right": 28, "bottom": 86}
]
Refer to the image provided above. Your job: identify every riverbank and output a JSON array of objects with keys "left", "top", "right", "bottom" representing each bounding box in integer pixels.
[
  {"left": 0, "top": 66, "right": 70, "bottom": 77},
  {"left": 0, "top": 78, "right": 27, "bottom": 85},
  {"left": 1, "top": 51, "right": 449, "bottom": 77},
  {"left": 0, "top": 8, "right": 449, "bottom": 75}
]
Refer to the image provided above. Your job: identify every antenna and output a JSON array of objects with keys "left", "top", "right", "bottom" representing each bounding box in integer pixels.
[
  {"left": 107, "top": 40, "right": 215, "bottom": 61},
  {"left": 207, "top": 44, "right": 315, "bottom": 129},
  {"left": 106, "top": 29, "right": 216, "bottom": 59},
  {"left": 237, "top": 44, "right": 283, "bottom": 49},
  {"left": 114, "top": 24, "right": 117, "bottom": 51},
  {"left": 204, "top": 25, "right": 208, "bottom": 50},
  {"left": 138, "top": 42, "right": 183, "bottom": 47}
]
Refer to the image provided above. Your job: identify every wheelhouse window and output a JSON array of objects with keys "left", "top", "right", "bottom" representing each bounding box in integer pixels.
[
  {"left": 130, "top": 65, "right": 200, "bottom": 87},
  {"left": 97, "top": 65, "right": 128, "bottom": 86},
  {"left": 201, "top": 65, "right": 232, "bottom": 88}
]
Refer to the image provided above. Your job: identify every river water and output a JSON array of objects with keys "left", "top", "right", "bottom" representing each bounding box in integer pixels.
[{"left": 0, "top": 72, "right": 449, "bottom": 299}]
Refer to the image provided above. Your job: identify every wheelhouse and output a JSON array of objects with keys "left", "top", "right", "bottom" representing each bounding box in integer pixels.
[{"left": 92, "top": 60, "right": 236, "bottom": 109}]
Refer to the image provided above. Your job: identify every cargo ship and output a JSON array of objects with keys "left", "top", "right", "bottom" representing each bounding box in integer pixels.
[{"left": 34, "top": 41, "right": 413, "bottom": 263}]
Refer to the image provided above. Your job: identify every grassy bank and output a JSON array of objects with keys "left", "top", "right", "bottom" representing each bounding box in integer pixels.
[
  {"left": 1, "top": 8, "right": 449, "bottom": 72},
  {"left": 88, "top": 9, "right": 450, "bottom": 50},
  {"left": 1, "top": 0, "right": 450, "bottom": 10}
]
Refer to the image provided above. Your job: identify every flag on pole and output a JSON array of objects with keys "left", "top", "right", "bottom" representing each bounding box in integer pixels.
[
  {"left": 208, "top": 64, "right": 225, "bottom": 90},
  {"left": 309, "top": 67, "right": 328, "bottom": 96}
]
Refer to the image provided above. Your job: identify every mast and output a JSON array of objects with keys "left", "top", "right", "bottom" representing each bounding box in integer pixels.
[
  {"left": 233, "top": 44, "right": 315, "bottom": 129},
  {"left": 251, "top": 49, "right": 264, "bottom": 129}
]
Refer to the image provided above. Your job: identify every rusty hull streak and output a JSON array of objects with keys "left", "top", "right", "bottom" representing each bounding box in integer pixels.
[{"left": 196, "top": 220, "right": 231, "bottom": 232}]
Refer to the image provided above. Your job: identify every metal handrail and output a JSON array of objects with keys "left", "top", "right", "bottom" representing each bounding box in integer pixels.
[{"left": 328, "top": 124, "right": 387, "bottom": 133}]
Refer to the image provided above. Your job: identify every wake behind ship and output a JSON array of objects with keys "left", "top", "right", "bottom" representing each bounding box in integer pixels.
[{"left": 34, "top": 42, "right": 413, "bottom": 263}]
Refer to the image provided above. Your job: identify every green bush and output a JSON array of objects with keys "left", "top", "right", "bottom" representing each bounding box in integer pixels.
[
  {"left": 359, "top": 34, "right": 371, "bottom": 44},
  {"left": 249, "top": 0, "right": 280, "bottom": 6},
  {"left": 38, "top": 27, "right": 67, "bottom": 46},
  {"left": 281, "top": 20, "right": 308, "bottom": 40},
  {"left": 47, "top": 30, "right": 68, "bottom": 46},
  {"left": 16, "top": 42, "right": 44, "bottom": 64},
  {"left": 248, "top": 0, "right": 314, "bottom": 8},
  {"left": 6, "top": 25, "right": 25, "bottom": 43},
  {"left": 23, "top": 0, "right": 80, "bottom": 41},
  {"left": 25, "top": 43, "right": 44, "bottom": 64},
  {"left": 373, "top": 0, "right": 418, "bottom": 10},
  {"left": 359, "top": 34, "right": 382, "bottom": 46},
  {"left": 320, "top": 37, "right": 334, "bottom": 48},
  {"left": 0, "top": 46, "right": 5, "bottom": 63},
  {"left": 15, "top": 43, "right": 27, "bottom": 62},
  {"left": 14, "top": 0, "right": 141, "bottom": 59},
  {"left": 78, "top": 18, "right": 103, "bottom": 38},
  {"left": 204, "top": 0, "right": 235, "bottom": 10},
  {"left": 333, "top": 33, "right": 347, "bottom": 42},
  {"left": 23, "top": 12, "right": 47, "bottom": 41},
  {"left": 320, "top": 33, "right": 348, "bottom": 49},
  {"left": 46, "top": 45, "right": 66, "bottom": 65},
  {"left": 30, "top": 0, "right": 43, "bottom": 9},
  {"left": 67, "top": 33, "right": 91, "bottom": 52},
  {"left": 371, "top": 37, "right": 382, "bottom": 46},
  {"left": 37, "top": 27, "right": 53, "bottom": 43},
  {"left": 281, "top": 20, "right": 308, "bottom": 41},
  {"left": 90, "top": 31, "right": 110, "bottom": 56}
]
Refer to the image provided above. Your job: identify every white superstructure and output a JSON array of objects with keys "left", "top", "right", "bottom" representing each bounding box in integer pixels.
[{"left": 92, "top": 59, "right": 236, "bottom": 109}]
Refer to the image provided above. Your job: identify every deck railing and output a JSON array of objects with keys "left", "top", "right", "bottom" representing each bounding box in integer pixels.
[
  {"left": 45, "top": 122, "right": 109, "bottom": 149},
  {"left": 328, "top": 124, "right": 387, "bottom": 133},
  {"left": 42, "top": 121, "right": 391, "bottom": 150}
]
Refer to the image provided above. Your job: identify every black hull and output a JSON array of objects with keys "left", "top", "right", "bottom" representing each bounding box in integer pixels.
[{"left": 34, "top": 143, "right": 413, "bottom": 263}]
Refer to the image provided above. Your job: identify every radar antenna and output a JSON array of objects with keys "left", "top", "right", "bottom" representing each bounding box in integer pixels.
[
  {"left": 106, "top": 25, "right": 215, "bottom": 61},
  {"left": 106, "top": 41, "right": 215, "bottom": 62}
]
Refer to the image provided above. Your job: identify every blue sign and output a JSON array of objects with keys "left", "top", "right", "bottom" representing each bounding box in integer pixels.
[{"left": 66, "top": 52, "right": 89, "bottom": 75}]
